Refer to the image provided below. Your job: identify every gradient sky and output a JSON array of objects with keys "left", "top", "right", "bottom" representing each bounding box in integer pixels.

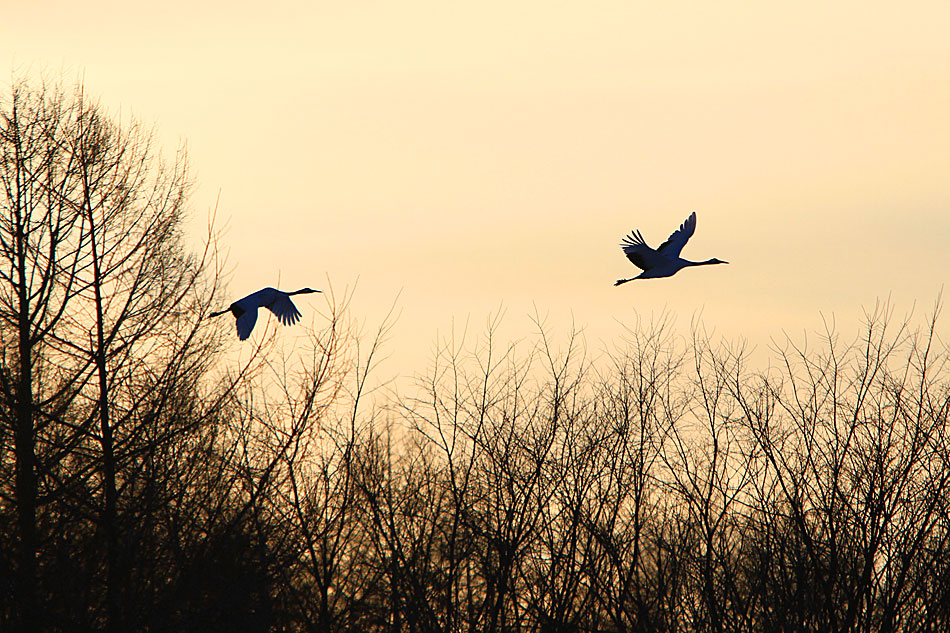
[{"left": 5, "top": 1, "right": 950, "bottom": 372}]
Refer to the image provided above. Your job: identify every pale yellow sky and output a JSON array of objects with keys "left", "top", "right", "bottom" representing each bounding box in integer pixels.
[{"left": 4, "top": 1, "right": 950, "bottom": 371}]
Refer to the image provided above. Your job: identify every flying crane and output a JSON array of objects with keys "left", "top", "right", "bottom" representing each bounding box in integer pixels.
[
  {"left": 209, "top": 287, "right": 321, "bottom": 340},
  {"left": 615, "top": 211, "right": 727, "bottom": 285}
]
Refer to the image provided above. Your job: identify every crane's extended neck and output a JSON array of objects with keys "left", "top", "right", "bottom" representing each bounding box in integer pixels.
[{"left": 686, "top": 258, "right": 728, "bottom": 266}]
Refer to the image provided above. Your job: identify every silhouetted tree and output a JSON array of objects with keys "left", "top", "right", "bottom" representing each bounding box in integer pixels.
[
  {"left": 0, "top": 78, "right": 96, "bottom": 632},
  {"left": 0, "top": 76, "right": 226, "bottom": 632}
]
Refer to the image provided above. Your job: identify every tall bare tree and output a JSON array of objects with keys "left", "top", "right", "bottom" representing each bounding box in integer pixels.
[
  {"left": 0, "top": 77, "right": 225, "bottom": 632},
  {"left": 0, "top": 78, "right": 91, "bottom": 633},
  {"left": 64, "top": 88, "right": 213, "bottom": 632}
]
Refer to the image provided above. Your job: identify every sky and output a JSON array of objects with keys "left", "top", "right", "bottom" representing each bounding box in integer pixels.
[{"left": 4, "top": 1, "right": 950, "bottom": 375}]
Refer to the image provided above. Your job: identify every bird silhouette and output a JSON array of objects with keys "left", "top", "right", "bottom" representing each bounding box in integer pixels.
[
  {"left": 209, "top": 287, "right": 322, "bottom": 340},
  {"left": 615, "top": 211, "right": 727, "bottom": 285}
]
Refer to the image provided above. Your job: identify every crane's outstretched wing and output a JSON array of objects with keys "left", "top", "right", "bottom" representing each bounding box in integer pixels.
[
  {"left": 236, "top": 307, "right": 259, "bottom": 341},
  {"left": 655, "top": 211, "right": 696, "bottom": 259},
  {"left": 620, "top": 230, "right": 668, "bottom": 271},
  {"left": 266, "top": 295, "right": 303, "bottom": 326}
]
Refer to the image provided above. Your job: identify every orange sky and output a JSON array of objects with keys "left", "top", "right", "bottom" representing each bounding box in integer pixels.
[{"left": 5, "top": 1, "right": 950, "bottom": 373}]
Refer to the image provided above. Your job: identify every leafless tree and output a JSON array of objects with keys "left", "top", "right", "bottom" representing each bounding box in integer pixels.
[
  {"left": 0, "top": 77, "right": 228, "bottom": 632},
  {"left": 0, "top": 78, "right": 97, "bottom": 631},
  {"left": 725, "top": 304, "right": 950, "bottom": 632},
  {"left": 353, "top": 305, "right": 950, "bottom": 633}
]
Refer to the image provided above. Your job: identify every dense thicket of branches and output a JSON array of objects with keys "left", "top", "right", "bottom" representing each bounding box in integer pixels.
[{"left": 3, "top": 80, "right": 950, "bottom": 633}]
